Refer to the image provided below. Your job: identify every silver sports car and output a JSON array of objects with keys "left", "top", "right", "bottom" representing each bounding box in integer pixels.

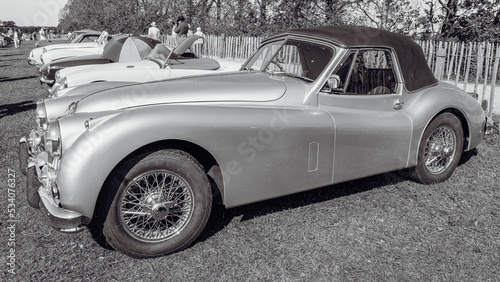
[{"left": 20, "top": 25, "right": 488, "bottom": 258}]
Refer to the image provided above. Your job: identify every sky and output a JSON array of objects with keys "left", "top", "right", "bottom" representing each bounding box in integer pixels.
[{"left": 0, "top": 0, "right": 69, "bottom": 27}]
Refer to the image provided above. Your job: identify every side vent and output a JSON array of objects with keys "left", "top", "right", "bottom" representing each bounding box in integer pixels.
[{"left": 308, "top": 142, "right": 319, "bottom": 172}]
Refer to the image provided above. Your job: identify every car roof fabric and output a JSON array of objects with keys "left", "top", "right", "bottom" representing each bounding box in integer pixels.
[{"left": 270, "top": 26, "right": 438, "bottom": 92}]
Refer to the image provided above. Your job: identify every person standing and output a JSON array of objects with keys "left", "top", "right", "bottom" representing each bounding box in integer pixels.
[
  {"left": 193, "top": 27, "right": 205, "bottom": 55},
  {"left": 174, "top": 16, "right": 189, "bottom": 36},
  {"left": 39, "top": 27, "right": 46, "bottom": 40},
  {"left": 148, "top": 22, "right": 160, "bottom": 40},
  {"left": 13, "top": 29, "right": 19, "bottom": 48}
]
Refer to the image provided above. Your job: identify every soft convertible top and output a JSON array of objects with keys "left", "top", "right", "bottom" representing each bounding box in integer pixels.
[{"left": 270, "top": 26, "right": 438, "bottom": 92}]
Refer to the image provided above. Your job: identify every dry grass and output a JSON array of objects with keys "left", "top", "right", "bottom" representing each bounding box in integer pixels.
[{"left": 1, "top": 41, "right": 499, "bottom": 281}]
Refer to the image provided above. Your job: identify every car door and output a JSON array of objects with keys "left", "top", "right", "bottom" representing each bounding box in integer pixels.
[{"left": 318, "top": 49, "right": 413, "bottom": 183}]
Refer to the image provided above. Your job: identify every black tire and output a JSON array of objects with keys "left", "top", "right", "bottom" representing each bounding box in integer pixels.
[
  {"left": 26, "top": 166, "right": 41, "bottom": 208},
  {"left": 413, "top": 113, "right": 464, "bottom": 184},
  {"left": 101, "top": 149, "right": 212, "bottom": 258}
]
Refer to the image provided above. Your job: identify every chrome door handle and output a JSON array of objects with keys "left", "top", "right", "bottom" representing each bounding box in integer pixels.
[{"left": 393, "top": 99, "right": 404, "bottom": 109}]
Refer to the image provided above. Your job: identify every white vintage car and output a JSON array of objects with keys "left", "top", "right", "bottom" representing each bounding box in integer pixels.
[
  {"left": 49, "top": 35, "right": 242, "bottom": 97},
  {"left": 28, "top": 31, "right": 110, "bottom": 66}
]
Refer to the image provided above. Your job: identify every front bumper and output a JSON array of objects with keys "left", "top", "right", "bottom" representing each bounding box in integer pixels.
[
  {"left": 40, "top": 76, "right": 54, "bottom": 85},
  {"left": 20, "top": 133, "right": 90, "bottom": 233},
  {"left": 28, "top": 58, "right": 38, "bottom": 66}
]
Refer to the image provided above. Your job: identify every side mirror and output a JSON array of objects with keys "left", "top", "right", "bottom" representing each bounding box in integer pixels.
[{"left": 322, "top": 74, "right": 341, "bottom": 93}]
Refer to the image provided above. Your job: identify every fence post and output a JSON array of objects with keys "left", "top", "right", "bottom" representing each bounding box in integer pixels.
[
  {"left": 455, "top": 42, "right": 465, "bottom": 86},
  {"left": 463, "top": 43, "right": 473, "bottom": 91},
  {"left": 434, "top": 42, "right": 447, "bottom": 80},
  {"left": 489, "top": 44, "right": 500, "bottom": 118},
  {"left": 474, "top": 42, "right": 485, "bottom": 94},
  {"left": 481, "top": 43, "right": 492, "bottom": 103}
]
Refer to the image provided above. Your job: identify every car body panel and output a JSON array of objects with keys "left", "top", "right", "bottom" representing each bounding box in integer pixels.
[
  {"left": 58, "top": 59, "right": 241, "bottom": 92},
  {"left": 29, "top": 31, "right": 109, "bottom": 66},
  {"left": 39, "top": 54, "right": 112, "bottom": 84}
]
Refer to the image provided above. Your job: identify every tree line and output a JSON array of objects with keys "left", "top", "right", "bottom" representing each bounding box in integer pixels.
[{"left": 3, "top": 0, "right": 500, "bottom": 42}]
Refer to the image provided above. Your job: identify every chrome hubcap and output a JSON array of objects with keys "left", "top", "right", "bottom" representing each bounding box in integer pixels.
[
  {"left": 120, "top": 170, "right": 194, "bottom": 241},
  {"left": 424, "top": 126, "right": 456, "bottom": 175}
]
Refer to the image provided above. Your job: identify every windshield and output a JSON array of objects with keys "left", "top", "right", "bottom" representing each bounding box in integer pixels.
[
  {"left": 146, "top": 44, "right": 176, "bottom": 67},
  {"left": 96, "top": 31, "right": 109, "bottom": 45},
  {"left": 243, "top": 38, "right": 335, "bottom": 82},
  {"left": 71, "top": 34, "right": 84, "bottom": 43}
]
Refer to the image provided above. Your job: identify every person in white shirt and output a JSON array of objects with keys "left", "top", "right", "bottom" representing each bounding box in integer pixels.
[{"left": 148, "top": 22, "right": 160, "bottom": 40}]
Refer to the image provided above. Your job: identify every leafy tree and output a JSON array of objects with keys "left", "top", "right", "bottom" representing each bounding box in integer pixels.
[
  {"left": 437, "top": 0, "right": 459, "bottom": 38},
  {"left": 448, "top": 0, "right": 500, "bottom": 42},
  {"left": 416, "top": 0, "right": 441, "bottom": 40},
  {"left": 349, "top": 0, "right": 420, "bottom": 36}
]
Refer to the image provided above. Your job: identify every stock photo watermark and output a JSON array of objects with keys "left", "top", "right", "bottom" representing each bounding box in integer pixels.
[
  {"left": 5, "top": 168, "right": 18, "bottom": 275},
  {"left": 20, "top": 0, "right": 67, "bottom": 27}
]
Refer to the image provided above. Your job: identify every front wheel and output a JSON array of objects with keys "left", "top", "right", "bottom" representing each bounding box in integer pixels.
[
  {"left": 101, "top": 149, "right": 212, "bottom": 258},
  {"left": 413, "top": 113, "right": 464, "bottom": 184}
]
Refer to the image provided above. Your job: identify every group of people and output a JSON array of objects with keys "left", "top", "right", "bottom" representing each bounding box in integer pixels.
[
  {"left": 7, "top": 28, "right": 23, "bottom": 48},
  {"left": 147, "top": 15, "right": 204, "bottom": 41}
]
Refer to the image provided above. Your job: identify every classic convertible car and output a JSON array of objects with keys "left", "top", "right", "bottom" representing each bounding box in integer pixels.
[
  {"left": 28, "top": 31, "right": 111, "bottom": 66},
  {"left": 48, "top": 35, "right": 241, "bottom": 96},
  {"left": 20, "top": 26, "right": 488, "bottom": 258},
  {"left": 39, "top": 34, "right": 161, "bottom": 86}
]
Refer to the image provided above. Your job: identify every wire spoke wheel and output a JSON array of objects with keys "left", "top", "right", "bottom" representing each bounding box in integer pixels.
[
  {"left": 413, "top": 113, "right": 463, "bottom": 184},
  {"left": 423, "top": 126, "right": 457, "bottom": 175},
  {"left": 120, "top": 170, "right": 194, "bottom": 242},
  {"left": 101, "top": 149, "right": 212, "bottom": 258}
]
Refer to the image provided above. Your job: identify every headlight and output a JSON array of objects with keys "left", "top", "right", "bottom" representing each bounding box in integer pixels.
[
  {"left": 45, "top": 119, "right": 62, "bottom": 158},
  {"left": 60, "top": 77, "right": 68, "bottom": 90},
  {"left": 36, "top": 100, "right": 48, "bottom": 129}
]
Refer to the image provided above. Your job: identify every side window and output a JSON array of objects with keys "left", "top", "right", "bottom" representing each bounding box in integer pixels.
[{"left": 344, "top": 49, "right": 397, "bottom": 95}]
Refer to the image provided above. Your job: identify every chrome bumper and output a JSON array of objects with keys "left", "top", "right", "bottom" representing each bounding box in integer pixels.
[
  {"left": 39, "top": 187, "right": 89, "bottom": 232},
  {"left": 40, "top": 76, "right": 54, "bottom": 85},
  {"left": 28, "top": 58, "right": 38, "bottom": 66},
  {"left": 20, "top": 133, "right": 89, "bottom": 233}
]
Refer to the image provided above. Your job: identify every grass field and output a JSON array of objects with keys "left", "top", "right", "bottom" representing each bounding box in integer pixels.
[{"left": 1, "top": 41, "right": 499, "bottom": 281}]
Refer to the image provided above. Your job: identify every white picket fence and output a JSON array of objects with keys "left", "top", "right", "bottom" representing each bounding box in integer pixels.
[{"left": 419, "top": 41, "right": 499, "bottom": 117}]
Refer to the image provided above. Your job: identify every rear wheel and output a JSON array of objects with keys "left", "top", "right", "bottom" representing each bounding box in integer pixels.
[
  {"left": 101, "top": 149, "right": 212, "bottom": 258},
  {"left": 413, "top": 113, "right": 464, "bottom": 184}
]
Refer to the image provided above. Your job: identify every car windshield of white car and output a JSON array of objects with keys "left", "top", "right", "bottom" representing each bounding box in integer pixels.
[
  {"left": 96, "top": 31, "right": 109, "bottom": 45},
  {"left": 244, "top": 39, "right": 334, "bottom": 82},
  {"left": 71, "top": 35, "right": 84, "bottom": 43},
  {"left": 147, "top": 44, "right": 172, "bottom": 61}
]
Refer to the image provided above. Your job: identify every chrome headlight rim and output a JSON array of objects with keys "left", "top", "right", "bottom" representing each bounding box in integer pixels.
[
  {"left": 36, "top": 100, "right": 48, "bottom": 130},
  {"left": 46, "top": 119, "right": 62, "bottom": 158}
]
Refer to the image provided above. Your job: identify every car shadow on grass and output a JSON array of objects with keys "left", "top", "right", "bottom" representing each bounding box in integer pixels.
[
  {"left": 0, "top": 75, "right": 38, "bottom": 82},
  {"left": 0, "top": 100, "right": 36, "bottom": 118},
  {"left": 197, "top": 171, "right": 410, "bottom": 244}
]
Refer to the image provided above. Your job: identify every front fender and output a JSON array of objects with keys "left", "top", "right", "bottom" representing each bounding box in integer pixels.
[{"left": 57, "top": 104, "right": 335, "bottom": 218}]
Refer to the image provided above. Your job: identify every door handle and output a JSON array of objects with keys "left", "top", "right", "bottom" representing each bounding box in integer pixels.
[{"left": 393, "top": 99, "right": 404, "bottom": 109}]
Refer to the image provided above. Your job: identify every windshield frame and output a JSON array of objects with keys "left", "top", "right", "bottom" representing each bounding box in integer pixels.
[{"left": 242, "top": 37, "right": 336, "bottom": 83}]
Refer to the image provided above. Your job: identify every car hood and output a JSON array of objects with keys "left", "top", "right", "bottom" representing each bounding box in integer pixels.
[
  {"left": 50, "top": 53, "right": 108, "bottom": 68},
  {"left": 45, "top": 42, "right": 97, "bottom": 51},
  {"left": 43, "top": 47, "right": 103, "bottom": 64},
  {"left": 46, "top": 81, "right": 137, "bottom": 119},
  {"left": 75, "top": 72, "right": 285, "bottom": 113}
]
